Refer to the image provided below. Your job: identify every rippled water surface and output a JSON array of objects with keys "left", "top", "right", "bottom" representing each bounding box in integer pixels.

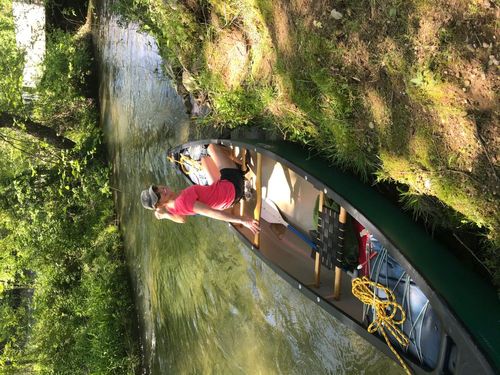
[{"left": 94, "top": 3, "right": 402, "bottom": 374}]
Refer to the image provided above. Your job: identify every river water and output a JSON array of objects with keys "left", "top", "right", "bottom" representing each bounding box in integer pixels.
[{"left": 94, "top": 3, "right": 402, "bottom": 374}]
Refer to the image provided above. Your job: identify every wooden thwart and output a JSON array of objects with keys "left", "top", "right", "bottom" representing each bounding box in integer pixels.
[
  {"left": 239, "top": 148, "right": 247, "bottom": 220},
  {"left": 253, "top": 152, "right": 262, "bottom": 248}
]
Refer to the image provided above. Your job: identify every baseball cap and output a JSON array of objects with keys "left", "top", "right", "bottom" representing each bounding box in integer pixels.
[{"left": 140, "top": 185, "right": 159, "bottom": 210}]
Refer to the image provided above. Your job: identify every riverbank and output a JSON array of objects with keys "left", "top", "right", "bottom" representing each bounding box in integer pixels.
[{"left": 115, "top": 0, "right": 499, "bottom": 288}]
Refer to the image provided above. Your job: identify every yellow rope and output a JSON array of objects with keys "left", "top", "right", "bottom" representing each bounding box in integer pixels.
[
  {"left": 352, "top": 276, "right": 412, "bottom": 375},
  {"left": 167, "top": 154, "right": 202, "bottom": 175}
]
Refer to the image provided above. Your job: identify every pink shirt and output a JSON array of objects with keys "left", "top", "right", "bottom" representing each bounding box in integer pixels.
[{"left": 168, "top": 180, "right": 235, "bottom": 216}]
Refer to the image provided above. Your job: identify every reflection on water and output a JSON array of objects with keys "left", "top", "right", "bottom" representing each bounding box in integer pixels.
[{"left": 94, "top": 3, "right": 402, "bottom": 374}]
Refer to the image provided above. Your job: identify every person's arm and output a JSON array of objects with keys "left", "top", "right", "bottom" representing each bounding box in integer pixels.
[
  {"left": 154, "top": 207, "right": 186, "bottom": 223},
  {"left": 192, "top": 201, "right": 260, "bottom": 234}
]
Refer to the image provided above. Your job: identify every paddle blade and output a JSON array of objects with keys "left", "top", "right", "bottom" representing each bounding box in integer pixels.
[
  {"left": 270, "top": 223, "right": 287, "bottom": 240},
  {"left": 261, "top": 198, "right": 317, "bottom": 249},
  {"left": 261, "top": 198, "right": 288, "bottom": 226}
]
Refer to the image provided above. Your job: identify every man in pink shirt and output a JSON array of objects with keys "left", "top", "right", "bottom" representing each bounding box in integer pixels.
[{"left": 141, "top": 144, "right": 260, "bottom": 234}]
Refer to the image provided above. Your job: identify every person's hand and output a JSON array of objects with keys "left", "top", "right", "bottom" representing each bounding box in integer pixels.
[
  {"left": 154, "top": 209, "right": 168, "bottom": 220},
  {"left": 155, "top": 210, "right": 163, "bottom": 220},
  {"left": 241, "top": 217, "right": 260, "bottom": 234},
  {"left": 153, "top": 208, "right": 185, "bottom": 223}
]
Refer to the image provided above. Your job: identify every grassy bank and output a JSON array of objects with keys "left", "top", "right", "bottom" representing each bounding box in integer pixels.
[
  {"left": 0, "top": 0, "right": 139, "bottom": 373},
  {"left": 115, "top": 0, "right": 499, "bottom": 287}
]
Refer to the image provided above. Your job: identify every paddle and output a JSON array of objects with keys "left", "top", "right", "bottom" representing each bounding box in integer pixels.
[{"left": 261, "top": 198, "right": 317, "bottom": 249}]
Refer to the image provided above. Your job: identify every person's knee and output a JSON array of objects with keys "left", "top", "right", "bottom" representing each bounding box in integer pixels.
[{"left": 207, "top": 144, "right": 217, "bottom": 157}]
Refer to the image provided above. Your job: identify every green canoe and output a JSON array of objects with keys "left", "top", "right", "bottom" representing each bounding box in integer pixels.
[{"left": 167, "top": 139, "right": 500, "bottom": 375}]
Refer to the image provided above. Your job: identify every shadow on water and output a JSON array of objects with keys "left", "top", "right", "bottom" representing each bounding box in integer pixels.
[{"left": 93, "top": 1, "right": 403, "bottom": 374}]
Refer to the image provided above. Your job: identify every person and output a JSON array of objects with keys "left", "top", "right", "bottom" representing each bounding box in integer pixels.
[{"left": 141, "top": 144, "right": 260, "bottom": 234}]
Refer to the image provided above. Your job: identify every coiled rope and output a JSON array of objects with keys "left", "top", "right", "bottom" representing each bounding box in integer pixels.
[
  {"left": 167, "top": 154, "right": 202, "bottom": 175},
  {"left": 352, "top": 276, "right": 412, "bottom": 375}
]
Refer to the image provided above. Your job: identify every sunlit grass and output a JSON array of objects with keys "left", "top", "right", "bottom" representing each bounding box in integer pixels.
[
  {"left": 408, "top": 129, "right": 437, "bottom": 171},
  {"left": 377, "top": 150, "right": 493, "bottom": 233},
  {"left": 364, "top": 89, "right": 391, "bottom": 134}
]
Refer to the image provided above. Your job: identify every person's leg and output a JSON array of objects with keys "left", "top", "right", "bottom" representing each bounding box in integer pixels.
[
  {"left": 207, "top": 144, "right": 238, "bottom": 171},
  {"left": 200, "top": 155, "right": 220, "bottom": 185}
]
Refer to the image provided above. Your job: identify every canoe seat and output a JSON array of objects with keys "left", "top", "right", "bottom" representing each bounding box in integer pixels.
[{"left": 312, "top": 206, "right": 351, "bottom": 271}]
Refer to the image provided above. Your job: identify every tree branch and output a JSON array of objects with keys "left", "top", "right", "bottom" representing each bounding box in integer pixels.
[{"left": 0, "top": 112, "right": 76, "bottom": 150}]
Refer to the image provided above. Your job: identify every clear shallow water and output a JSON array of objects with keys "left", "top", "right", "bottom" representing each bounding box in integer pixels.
[{"left": 94, "top": 3, "right": 402, "bottom": 374}]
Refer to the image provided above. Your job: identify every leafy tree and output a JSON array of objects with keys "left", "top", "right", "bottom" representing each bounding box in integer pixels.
[
  {"left": 0, "top": 1, "right": 139, "bottom": 373},
  {"left": 0, "top": 0, "right": 23, "bottom": 113}
]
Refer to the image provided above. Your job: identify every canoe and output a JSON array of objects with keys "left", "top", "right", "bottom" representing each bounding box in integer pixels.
[{"left": 167, "top": 139, "right": 500, "bottom": 375}]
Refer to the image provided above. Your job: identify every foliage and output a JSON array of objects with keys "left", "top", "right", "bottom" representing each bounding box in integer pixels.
[
  {"left": 197, "top": 72, "right": 272, "bottom": 127},
  {"left": 114, "top": 0, "right": 201, "bottom": 72},
  {"left": 32, "top": 29, "right": 95, "bottom": 136},
  {"left": 0, "top": 0, "right": 24, "bottom": 113},
  {"left": 0, "top": 2, "right": 139, "bottom": 373},
  {"left": 0, "top": 139, "right": 139, "bottom": 373}
]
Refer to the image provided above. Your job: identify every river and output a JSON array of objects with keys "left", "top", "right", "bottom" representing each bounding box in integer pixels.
[{"left": 94, "top": 2, "right": 402, "bottom": 374}]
